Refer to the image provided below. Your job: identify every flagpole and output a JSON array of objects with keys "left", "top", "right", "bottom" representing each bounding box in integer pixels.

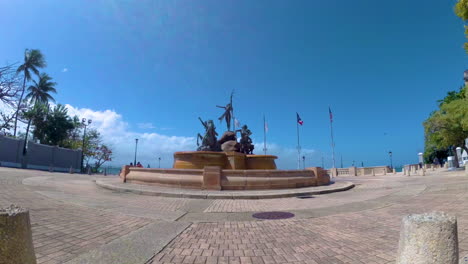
[
  {"left": 263, "top": 115, "right": 267, "bottom": 155},
  {"left": 297, "top": 116, "right": 301, "bottom": 170},
  {"left": 329, "top": 108, "right": 336, "bottom": 169},
  {"left": 230, "top": 90, "right": 234, "bottom": 131}
]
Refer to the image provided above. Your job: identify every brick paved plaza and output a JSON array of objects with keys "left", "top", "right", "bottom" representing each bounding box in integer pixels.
[{"left": 1, "top": 167, "right": 468, "bottom": 264}]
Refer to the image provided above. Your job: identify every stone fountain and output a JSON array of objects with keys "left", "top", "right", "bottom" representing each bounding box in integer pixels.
[{"left": 120, "top": 93, "right": 330, "bottom": 190}]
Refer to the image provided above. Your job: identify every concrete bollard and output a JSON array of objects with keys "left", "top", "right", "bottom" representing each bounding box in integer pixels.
[
  {"left": 0, "top": 205, "right": 37, "bottom": 264},
  {"left": 371, "top": 169, "right": 375, "bottom": 176},
  {"left": 465, "top": 165, "right": 468, "bottom": 176},
  {"left": 396, "top": 212, "right": 458, "bottom": 264},
  {"left": 418, "top": 169, "right": 425, "bottom": 176},
  {"left": 393, "top": 168, "right": 396, "bottom": 174}
]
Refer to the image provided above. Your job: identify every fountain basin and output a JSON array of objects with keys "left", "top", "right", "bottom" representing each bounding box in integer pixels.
[
  {"left": 120, "top": 166, "right": 330, "bottom": 191},
  {"left": 173, "top": 151, "right": 278, "bottom": 170},
  {"left": 246, "top": 155, "right": 277, "bottom": 170},
  {"left": 173, "top": 151, "right": 226, "bottom": 169}
]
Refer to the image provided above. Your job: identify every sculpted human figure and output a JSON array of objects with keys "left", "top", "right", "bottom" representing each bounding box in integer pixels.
[
  {"left": 237, "top": 125, "right": 254, "bottom": 154},
  {"left": 216, "top": 91, "right": 234, "bottom": 131},
  {"left": 197, "top": 117, "right": 219, "bottom": 151}
]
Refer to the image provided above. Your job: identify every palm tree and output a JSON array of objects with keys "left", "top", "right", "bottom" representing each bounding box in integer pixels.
[
  {"left": 25, "top": 73, "right": 56, "bottom": 104},
  {"left": 22, "top": 73, "right": 56, "bottom": 154},
  {"left": 14, "top": 49, "right": 46, "bottom": 137}
]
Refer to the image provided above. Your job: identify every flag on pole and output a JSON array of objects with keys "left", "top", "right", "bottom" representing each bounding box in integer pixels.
[
  {"left": 234, "top": 118, "right": 241, "bottom": 128},
  {"left": 329, "top": 107, "right": 333, "bottom": 123},
  {"left": 296, "top": 113, "right": 303, "bottom": 125},
  {"left": 264, "top": 121, "right": 269, "bottom": 132}
]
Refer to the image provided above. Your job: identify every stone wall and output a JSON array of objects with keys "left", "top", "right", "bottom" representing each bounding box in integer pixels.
[
  {"left": 328, "top": 166, "right": 392, "bottom": 177},
  {"left": 0, "top": 135, "right": 82, "bottom": 173}
]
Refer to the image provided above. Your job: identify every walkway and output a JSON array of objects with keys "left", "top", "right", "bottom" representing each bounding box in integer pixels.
[{"left": 0, "top": 167, "right": 467, "bottom": 263}]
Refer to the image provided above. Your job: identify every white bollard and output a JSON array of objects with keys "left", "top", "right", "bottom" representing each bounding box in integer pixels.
[
  {"left": 396, "top": 212, "right": 458, "bottom": 264},
  {"left": 0, "top": 205, "right": 37, "bottom": 264}
]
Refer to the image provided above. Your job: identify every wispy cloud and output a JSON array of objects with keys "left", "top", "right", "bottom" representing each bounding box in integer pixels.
[
  {"left": 61, "top": 68, "right": 68, "bottom": 73},
  {"left": 64, "top": 105, "right": 196, "bottom": 168},
  {"left": 137, "top": 122, "right": 156, "bottom": 129}
]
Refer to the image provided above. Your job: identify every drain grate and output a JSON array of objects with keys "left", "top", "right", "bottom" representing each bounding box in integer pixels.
[{"left": 252, "top": 211, "right": 295, "bottom": 220}]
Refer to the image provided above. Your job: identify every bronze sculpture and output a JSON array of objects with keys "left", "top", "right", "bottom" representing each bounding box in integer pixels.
[
  {"left": 238, "top": 125, "right": 254, "bottom": 154},
  {"left": 197, "top": 91, "right": 254, "bottom": 153},
  {"left": 197, "top": 118, "right": 220, "bottom": 151},
  {"left": 216, "top": 91, "right": 234, "bottom": 131}
]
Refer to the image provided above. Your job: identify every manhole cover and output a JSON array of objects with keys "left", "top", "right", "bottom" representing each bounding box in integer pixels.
[{"left": 252, "top": 211, "right": 295, "bottom": 220}]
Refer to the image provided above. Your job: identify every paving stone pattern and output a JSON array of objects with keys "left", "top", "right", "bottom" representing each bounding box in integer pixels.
[{"left": 1, "top": 167, "right": 468, "bottom": 264}]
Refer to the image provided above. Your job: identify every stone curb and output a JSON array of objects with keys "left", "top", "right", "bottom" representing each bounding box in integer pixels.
[{"left": 95, "top": 179, "right": 355, "bottom": 199}]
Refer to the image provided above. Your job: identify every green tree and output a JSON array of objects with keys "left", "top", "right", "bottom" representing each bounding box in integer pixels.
[
  {"left": 46, "top": 105, "right": 75, "bottom": 146},
  {"left": 424, "top": 86, "right": 468, "bottom": 166},
  {"left": 29, "top": 104, "right": 75, "bottom": 146},
  {"left": 25, "top": 73, "right": 56, "bottom": 104},
  {"left": 14, "top": 49, "right": 46, "bottom": 137},
  {"left": 455, "top": 0, "right": 468, "bottom": 53},
  {"left": 28, "top": 103, "right": 50, "bottom": 143},
  {"left": 22, "top": 73, "right": 56, "bottom": 153},
  {"left": 62, "top": 127, "right": 114, "bottom": 171}
]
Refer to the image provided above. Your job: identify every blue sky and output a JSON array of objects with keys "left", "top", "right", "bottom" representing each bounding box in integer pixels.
[{"left": 1, "top": 0, "right": 467, "bottom": 169}]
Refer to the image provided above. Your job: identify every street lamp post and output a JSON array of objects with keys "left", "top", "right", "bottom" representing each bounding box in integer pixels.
[
  {"left": 388, "top": 151, "right": 393, "bottom": 169},
  {"left": 158, "top": 157, "right": 161, "bottom": 168},
  {"left": 134, "top": 139, "right": 139, "bottom": 165},
  {"left": 81, "top": 118, "right": 92, "bottom": 173}
]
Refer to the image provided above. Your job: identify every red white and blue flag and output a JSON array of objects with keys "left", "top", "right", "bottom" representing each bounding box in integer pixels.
[
  {"left": 329, "top": 107, "right": 333, "bottom": 123},
  {"left": 296, "top": 112, "right": 303, "bottom": 125}
]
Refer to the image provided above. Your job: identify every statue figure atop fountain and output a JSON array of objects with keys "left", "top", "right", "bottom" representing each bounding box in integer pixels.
[
  {"left": 197, "top": 118, "right": 220, "bottom": 151},
  {"left": 216, "top": 91, "right": 234, "bottom": 131},
  {"left": 238, "top": 125, "right": 254, "bottom": 154}
]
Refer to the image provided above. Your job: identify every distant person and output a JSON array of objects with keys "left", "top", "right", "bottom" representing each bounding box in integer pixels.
[
  {"left": 136, "top": 162, "right": 143, "bottom": 168},
  {"left": 433, "top": 157, "right": 440, "bottom": 165},
  {"left": 129, "top": 162, "right": 134, "bottom": 167}
]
